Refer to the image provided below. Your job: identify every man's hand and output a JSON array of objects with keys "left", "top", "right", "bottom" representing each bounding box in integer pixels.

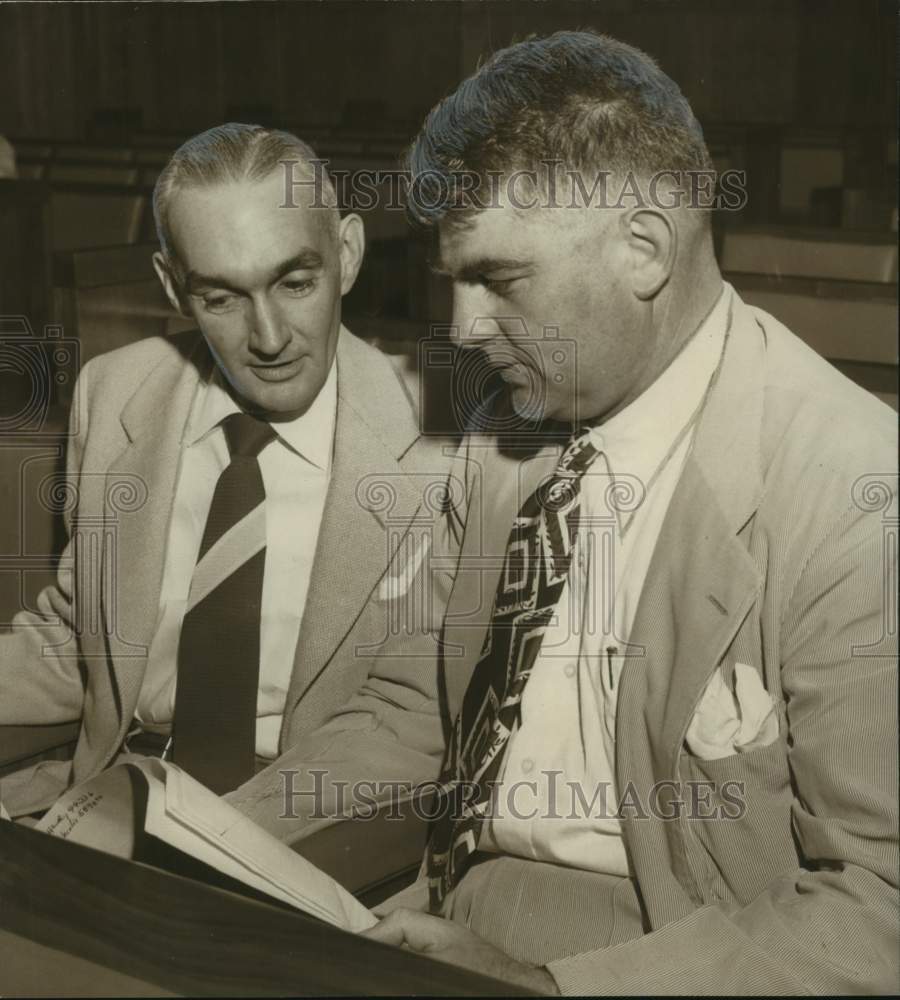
[{"left": 362, "top": 907, "right": 561, "bottom": 994}]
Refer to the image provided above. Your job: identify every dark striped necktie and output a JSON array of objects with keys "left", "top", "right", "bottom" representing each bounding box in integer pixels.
[
  {"left": 172, "top": 411, "right": 276, "bottom": 793},
  {"left": 426, "top": 429, "right": 601, "bottom": 908}
]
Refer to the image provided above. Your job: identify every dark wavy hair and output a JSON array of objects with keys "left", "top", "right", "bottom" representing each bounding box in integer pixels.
[{"left": 404, "top": 29, "right": 712, "bottom": 225}]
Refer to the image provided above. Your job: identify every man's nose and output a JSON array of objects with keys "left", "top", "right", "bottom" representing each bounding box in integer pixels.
[
  {"left": 248, "top": 297, "right": 292, "bottom": 356},
  {"left": 450, "top": 285, "right": 502, "bottom": 348}
]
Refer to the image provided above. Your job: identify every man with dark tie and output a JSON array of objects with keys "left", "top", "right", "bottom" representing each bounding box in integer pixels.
[
  {"left": 361, "top": 30, "right": 898, "bottom": 995},
  {"left": 0, "top": 123, "right": 449, "bottom": 815}
]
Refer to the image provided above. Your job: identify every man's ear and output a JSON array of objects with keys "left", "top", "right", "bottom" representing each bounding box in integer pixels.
[
  {"left": 621, "top": 207, "right": 676, "bottom": 300},
  {"left": 337, "top": 213, "right": 365, "bottom": 296},
  {"left": 152, "top": 251, "right": 191, "bottom": 317}
]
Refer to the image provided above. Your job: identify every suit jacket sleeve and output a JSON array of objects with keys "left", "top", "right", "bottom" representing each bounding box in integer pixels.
[
  {"left": 546, "top": 494, "right": 899, "bottom": 994},
  {"left": 0, "top": 361, "right": 95, "bottom": 725},
  {"left": 225, "top": 437, "right": 470, "bottom": 849}
]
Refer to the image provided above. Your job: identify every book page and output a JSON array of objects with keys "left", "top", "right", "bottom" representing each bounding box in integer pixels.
[
  {"left": 34, "top": 764, "right": 140, "bottom": 859},
  {"left": 145, "top": 759, "right": 375, "bottom": 932},
  {"left": 35, "top": 760, "right": 375, "bottom": 933}
]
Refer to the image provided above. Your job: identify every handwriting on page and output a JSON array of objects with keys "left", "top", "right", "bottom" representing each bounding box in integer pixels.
[
  {"left": 39, "top": 790, "right": 104, "bottom": 838},
  {"left": 35, "top": 767, "right": 138, "bottom": 858}
]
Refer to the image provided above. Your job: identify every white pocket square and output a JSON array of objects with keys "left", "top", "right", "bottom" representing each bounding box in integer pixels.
[
  {"left": 378, "top": 533, "right": 431, "bottom": 602},
  {"left": 685, "top": 662, "right": 779, "bottom": 761}
]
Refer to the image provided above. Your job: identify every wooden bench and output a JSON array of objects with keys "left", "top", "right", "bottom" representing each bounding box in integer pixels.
[
  {"left": 52, "top": 242, "right": 191, "bottom": 370},
  {"left": 724, "top": 272, "right": 897, "bottom": 408},
  {"left": 721, "top": 224, "right": 898, "bottom": 408},
  {"left": 0, "top": 179, "right": 53, "bottom": 329},
  {"left": 721, "top": 224, "right": 898, "bottom": 283},
  {"left": 50, "top": 183, "right": 150, "bottom": 252}
]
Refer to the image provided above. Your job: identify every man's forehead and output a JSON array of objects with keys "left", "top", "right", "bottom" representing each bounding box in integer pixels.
[
  {"left": 169, "top": 171, "right": 327, "bottom": 230},
  {"left": 168, "top": 173, "right": 334, "bottom": 272},
  {"left": 439, "top": 203, "right": 530, "bottom": 254},
  {"left": 437, "top": 200, "right": 591, "bottom": 270}
]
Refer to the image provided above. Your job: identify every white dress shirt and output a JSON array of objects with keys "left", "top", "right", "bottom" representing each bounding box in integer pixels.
[
  {"left": 478, "top": 285, "right": 731, "bottom": 875},
  {"left": 136, "top": 360, "right": 337, "bottom": 758}
]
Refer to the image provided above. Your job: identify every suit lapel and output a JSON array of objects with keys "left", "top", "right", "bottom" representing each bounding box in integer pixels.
[
  {"left": 100, "top": 337, "right": 208, "bottom": 729},
  {"left": 622, "top": 291, "right": 767, "bottom": 778},
  {"left": 622, "top": 462, "right": 763, "bottom": 781},
  {"left": 281, "top": 330, "right": 424, "bottom": 728}
]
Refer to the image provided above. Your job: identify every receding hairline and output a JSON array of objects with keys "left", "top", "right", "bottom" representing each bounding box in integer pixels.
[
  {"left": 165, "top": 158, "right": 336, "bottom": 209},
  {"left": 153, "top": 123, "right": 339, "bottom": 277},
  {"left": 157, "top": 158, "right": 340, "bottom": 282}
]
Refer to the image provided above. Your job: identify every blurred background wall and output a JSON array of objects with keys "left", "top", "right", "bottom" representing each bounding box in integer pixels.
[{"left": 0, "top": 0, "right": 894, "bottom": 143}]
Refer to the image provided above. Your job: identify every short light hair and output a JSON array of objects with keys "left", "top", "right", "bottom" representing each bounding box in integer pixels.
[
  {"left": 405, "top": 29, "right": 712, "bottom": 225},
  {"left": 153, "top": 122, "right": 338, "bottom": 274}
]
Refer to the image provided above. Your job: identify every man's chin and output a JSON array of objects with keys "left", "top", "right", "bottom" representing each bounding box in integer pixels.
[
  {"left": 234, "top": 381, "right": 319, "bottom": 423},
  {"left": 508, "top": 384, "right": 551, "bottom": 423},
  {"left": 506, "top": 387, "right": 583, "bottom": 433}
]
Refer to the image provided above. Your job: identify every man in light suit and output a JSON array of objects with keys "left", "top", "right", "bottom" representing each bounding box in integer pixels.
[
  {"left": 0, "top": 124, "right": 447, "bottom": 819},
  {"left": 363, "top": 31, "right": 899, "bottom": 994}
]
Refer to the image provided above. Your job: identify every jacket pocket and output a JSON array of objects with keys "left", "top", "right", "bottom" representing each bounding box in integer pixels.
[{"left": 678, "top": 737, "right": 797, "bottom": 906}]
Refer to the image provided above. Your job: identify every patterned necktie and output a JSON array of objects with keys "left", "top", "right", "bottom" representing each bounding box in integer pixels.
[
  {"left": 172, "top": 412, "right": 276, "bottom": 794},
  {"left": 426, "top": 429, "right": 601, "bottom": 908}
]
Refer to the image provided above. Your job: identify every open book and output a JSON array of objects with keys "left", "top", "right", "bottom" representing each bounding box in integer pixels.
[{"left": 30, "top": 758, "right": 376, "bottom": 934}]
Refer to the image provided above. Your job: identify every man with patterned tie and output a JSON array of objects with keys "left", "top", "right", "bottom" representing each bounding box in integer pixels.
[
  {"left": 363, "top": 31, "right": 898, "bottom": 995},
  {"left": 0, "top": 124, "right": 451, "bottom": 825}
]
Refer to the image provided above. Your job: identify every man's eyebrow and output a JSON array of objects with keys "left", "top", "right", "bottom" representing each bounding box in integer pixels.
[
  {"left": 184, "top": 250, "right": 324, "bottom": 294},
  {"left": 184, "top": 270, "right": 238, "bottom": 294},
  {"left": 267, "top": 250, "right": 324, "bottom": 280},
  {"left": 427, "top": 255, "right": 531, "bottom": 280}
]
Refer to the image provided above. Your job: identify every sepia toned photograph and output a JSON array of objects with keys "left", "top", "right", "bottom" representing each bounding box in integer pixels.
[{"left": 0, "top": 0, "right": 896, "bottom": 995}]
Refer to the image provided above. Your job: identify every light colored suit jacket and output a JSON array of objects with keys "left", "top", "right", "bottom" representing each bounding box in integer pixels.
[
  {"left": 0, "top": 327, "right": 451, "bottom": 817},
  {"left": 440, "top": 292, "right": 898, "bottom": 994}
]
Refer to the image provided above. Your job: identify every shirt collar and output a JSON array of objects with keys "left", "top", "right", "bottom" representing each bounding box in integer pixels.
[
  {"left": 186, "top": 355, "right": 338, "bottom": 472},
  {"left": 588, "top": 282, "right": 731, "bottom": 487}
]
